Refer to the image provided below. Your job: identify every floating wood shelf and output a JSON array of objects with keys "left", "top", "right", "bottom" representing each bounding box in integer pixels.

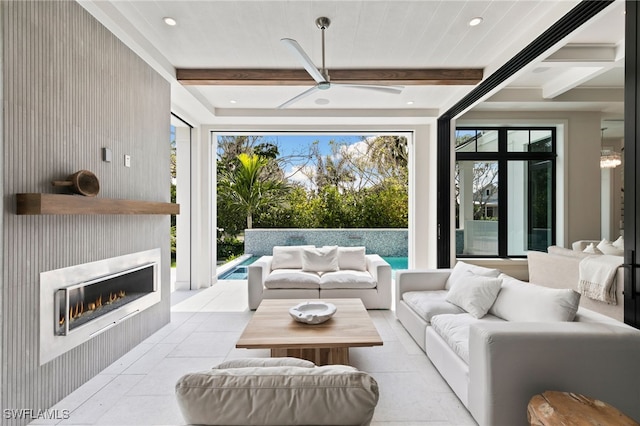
[{"left": 16, "top": 193, "right": 180, "bottom": 215}]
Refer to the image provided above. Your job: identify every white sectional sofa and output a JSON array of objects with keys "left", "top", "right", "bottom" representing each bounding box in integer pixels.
[
  {"left": 248, "top": 245, "right": 392, "bottom": 310},
  {"left": 395, "top": 262, "right": 640, "bottom": 426},
  {"left": 528, "top": 245, "right": 624, "bottom": 320}
]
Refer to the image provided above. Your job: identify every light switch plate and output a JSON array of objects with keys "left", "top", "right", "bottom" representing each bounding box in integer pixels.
[
  {"left": 124, "top": 155, "right": 131, "bottom": 167},
  {"left": 102, "top": 147, "right": 112, "bottom": 163}
]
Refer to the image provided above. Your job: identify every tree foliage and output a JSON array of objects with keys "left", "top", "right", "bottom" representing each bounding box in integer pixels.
[
  {"left": 217, "top": 153, "right": 288, "bottom": 230},
  {"left": 216, "top": 135, "right": 409, "bottom": 238}
]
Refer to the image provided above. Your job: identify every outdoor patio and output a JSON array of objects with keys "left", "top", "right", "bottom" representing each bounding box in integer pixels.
[{"left": 30, "top": 279, "right": 477, "bottom": 426}]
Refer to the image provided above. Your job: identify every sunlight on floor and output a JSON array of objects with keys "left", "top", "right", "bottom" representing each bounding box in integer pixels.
[{"left": 171, "top": 280, "right": 249, "bottom": 312}]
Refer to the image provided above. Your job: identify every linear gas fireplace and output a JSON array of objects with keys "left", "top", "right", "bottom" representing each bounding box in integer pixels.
[
  {"left": 55, "top": 263, "right": 155, "bottom": 335},
  {"left": 40, "top": 249, "right": 161, "bottom": 365}
]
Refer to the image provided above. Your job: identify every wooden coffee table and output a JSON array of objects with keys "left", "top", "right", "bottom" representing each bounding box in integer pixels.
[{"left": 236, "top": 298, "right": 383, "bottom": 365}]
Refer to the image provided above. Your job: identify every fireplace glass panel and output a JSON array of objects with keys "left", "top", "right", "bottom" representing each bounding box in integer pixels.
[{"left": 55, "top": 264, "right": 155, "bottom": 335}]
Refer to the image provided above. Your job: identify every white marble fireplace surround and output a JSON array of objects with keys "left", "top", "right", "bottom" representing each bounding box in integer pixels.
[{"left": 40, "top": 249, "right": 162, "bottom": 365}]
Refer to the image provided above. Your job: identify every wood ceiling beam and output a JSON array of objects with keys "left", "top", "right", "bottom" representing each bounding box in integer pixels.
[{"left": 176, "top": 68, "right": 483, "bottom": 86}]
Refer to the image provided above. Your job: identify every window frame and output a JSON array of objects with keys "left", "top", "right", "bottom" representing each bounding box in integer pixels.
[{"left": 455, "top": 126, "right": 557, "bottom": 258}]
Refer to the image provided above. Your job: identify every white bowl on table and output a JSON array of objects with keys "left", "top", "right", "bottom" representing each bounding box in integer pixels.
[{"left": 289, "top": 301, "right": 337, "bottom": 325}]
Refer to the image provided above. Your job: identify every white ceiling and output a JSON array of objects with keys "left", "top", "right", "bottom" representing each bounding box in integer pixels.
[{"left": 79, "top": 0, "right": 624, "bottom": 129}]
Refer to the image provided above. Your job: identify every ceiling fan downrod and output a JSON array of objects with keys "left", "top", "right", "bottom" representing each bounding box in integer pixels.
[{"left": 316, "top": 17, "right": 331, "bottom": 85}]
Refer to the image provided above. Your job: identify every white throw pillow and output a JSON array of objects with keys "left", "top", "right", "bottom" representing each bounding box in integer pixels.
[
  {"left": 583, "top": 243, "right": 603, "bottom": 254},
  {"left": 489, "top": 274, "right": 581, "bottom": 322},
  {"left": 445, "top": 272, "right": 502, "bottom": 318},
  {"left": 445, "top": 261, "right": 501, "bottom": 290},
  {"left": 271, "top": 245, "right": 313, "bottom": 270},
  {"left": 597, "top": 239, "right": 624, "bottom": 256},
  {"left": 337, "top": 247, "right": 367, "bottom": 271},
  {"left": 302, "top": 246, "right": 339, "bottom": 273},
  {"left": 612, "top": 236, "right": 625, "bottom": 249}
]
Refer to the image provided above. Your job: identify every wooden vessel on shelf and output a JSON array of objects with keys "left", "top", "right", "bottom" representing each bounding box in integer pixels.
[{"left": 16, "top": 193, "right": 179, "bottom": 215}]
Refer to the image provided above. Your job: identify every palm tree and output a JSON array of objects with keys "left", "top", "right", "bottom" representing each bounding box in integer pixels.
[
  {"left": 366, "top": 136, "right": 408, "bottom": 181},
  {"left": 218, "top": 153, "right": 288, "bottom": 229}
]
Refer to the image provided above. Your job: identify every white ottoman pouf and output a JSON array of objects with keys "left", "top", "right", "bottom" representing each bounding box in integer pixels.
[{"left": 175, "top": 357, "right": 379, "bottom": 426}]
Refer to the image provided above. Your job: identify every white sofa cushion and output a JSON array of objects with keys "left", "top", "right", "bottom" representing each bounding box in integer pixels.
[
  {"left": 548, "top": 245, "right": 591, "bottom": 259},
  {"left": 264, "top": 269, "right": 321, "bottom": 289},
  {"left": 430, "top": 313, "right": 504, "bottom": 364},
  {"left": 271, "top": 245, "right": 313, "bottom": 270},
  {"left": 337, "top": 246, "right": 367, "bottom": 271},
  {"left": 597, "top": 239, "right": 624, "bottom": 256},
  {"left": 445, "top": 261, "right": 501, "bottom": 290},
  {"left": 319, "top": 270, "right": 376, "bottom": 289},
  {"left": 612, "top": 235, "right": 624, "bottom": 249},
  {"left": 583, "top": 242, "right": 603, "bottom": 254},
  {"left": 176, "top": 359, "right": 379, "bottom": 426},
  {"left": 302, "top": 246, "right": 339, "bottom": 272},
  {"left": 489, "top": 274, "right": 581, "bottom": 321},
  {"left": 402, "top": 290, "right": 465, "bottom": 322},
  {"left": 445, "top": 272, "right": 503, "bottom": 318}
]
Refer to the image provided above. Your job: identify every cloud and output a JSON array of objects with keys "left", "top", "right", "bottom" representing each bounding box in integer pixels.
[
  {"left": 340, "top": 140, "right": 369, "bottom": 157},
  {"left": 285, "top": 164, "right": 316, "bottom": 189}
]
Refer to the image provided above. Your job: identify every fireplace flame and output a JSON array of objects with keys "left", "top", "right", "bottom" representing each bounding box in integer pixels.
[{"left": 62, "top": 290, "right": 128, "bottom": 326}]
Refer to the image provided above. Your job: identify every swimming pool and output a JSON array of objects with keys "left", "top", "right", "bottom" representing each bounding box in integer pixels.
[{"left": 217, "top": 256, "right": 408, "bottom": 280}]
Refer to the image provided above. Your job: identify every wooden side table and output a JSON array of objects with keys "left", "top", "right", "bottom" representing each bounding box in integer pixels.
[{"left": 528, "top": 391, "right": 639, "bottom": 426}]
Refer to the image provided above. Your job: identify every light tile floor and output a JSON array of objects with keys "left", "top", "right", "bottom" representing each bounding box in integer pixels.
[{"left": 31, "top": 280, "right": 476, "bottom": 426}]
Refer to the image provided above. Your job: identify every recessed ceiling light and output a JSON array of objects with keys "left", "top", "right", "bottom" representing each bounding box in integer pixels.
[
  {"left": 315, "top": 98, "right": 330, "bottom": 105},
  {"left": 163, "top": 17, "right": 177, "bottom": 26},
  {"left": 468, "top": 17, "right": 483, "bottom": 27},
  {"left": 407, "top": 101, "right": 415, "bottom": 105},
  {"left": 230, "top": 100, "right": 237, "bottom": 104}
]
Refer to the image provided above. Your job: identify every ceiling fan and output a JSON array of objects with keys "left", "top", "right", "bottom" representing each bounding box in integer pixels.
[{"left": 278, "top": 17, "right": 404, "bottom": 109}]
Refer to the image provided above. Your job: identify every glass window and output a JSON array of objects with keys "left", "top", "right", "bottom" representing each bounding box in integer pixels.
[
  {"left": 456, "top": 127, "right": 555, "bottom": 257},
  {"left": 477, "top": 130, "right": 498, "bottom": 152},
  {"left": 507, "top": 160, "right": 553, "bottom": 256},
  {"left": 507, "top": 130, "right": 529, "bottom": 152},
  {"left": 455, "top": 129, "right": 499, "bottom": 152},
  {"left": 507, "top": 130, "right": 553, "bottom": 152},
  {"left": 455, "top": 129, "right": 476, "bottom": 152},
  {"left": 455, "top": 161, "right": 499, "bottom": 256},
  {"left": 529, "top": 130, "right": 553, "bottom": 152}
]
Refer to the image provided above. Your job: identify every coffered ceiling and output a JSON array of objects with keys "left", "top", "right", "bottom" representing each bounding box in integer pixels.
[{"left": 79, "top": 0, "right": 624, "bottom": 127}]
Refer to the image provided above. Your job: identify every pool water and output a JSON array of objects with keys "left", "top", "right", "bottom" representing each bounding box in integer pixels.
[
  {"left": 218, "top": 266, "right": 249, "bottom": 280},
  {"left": 217, "top": 256, "right": 408, "bottom": 280},
  {"left": 382, "top": 256, "right": 408, "bottom": 271}
]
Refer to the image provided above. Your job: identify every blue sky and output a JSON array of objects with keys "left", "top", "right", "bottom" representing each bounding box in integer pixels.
[
  {"left": 252, "top": 134, "right": 373, "bottom": 157},
  {"left": 216, "top": 133, "right": 380, "bottom": 188}
]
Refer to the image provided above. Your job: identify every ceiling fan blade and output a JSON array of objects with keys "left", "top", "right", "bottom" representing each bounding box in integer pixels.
[
  {"left": 277, "top": 86, "right": 320, "bottom": 109},
  {"left": 333, "top": 83, "right": 404, "bottom": 94},
  {"left": 281, "top": 38, "right": 326, "bottom": 84}
]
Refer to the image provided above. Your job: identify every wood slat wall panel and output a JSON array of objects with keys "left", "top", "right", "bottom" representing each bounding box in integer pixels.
[{"left": 2, "top": 1, "right": 171, "bottom": 423}]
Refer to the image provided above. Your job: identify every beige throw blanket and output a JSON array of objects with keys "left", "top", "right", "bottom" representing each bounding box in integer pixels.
[{"left": 578, "top": 255, "right": 622, "bottom": 305}]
